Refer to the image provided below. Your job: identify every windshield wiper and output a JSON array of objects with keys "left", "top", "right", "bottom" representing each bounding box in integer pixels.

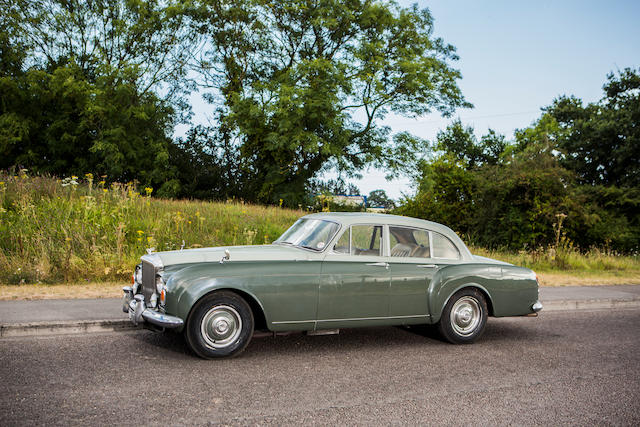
[{"left": 298, "top": 245, "right": 320, "bottom": 251}]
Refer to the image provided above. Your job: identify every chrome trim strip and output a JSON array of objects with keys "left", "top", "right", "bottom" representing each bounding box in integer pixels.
[{"left": 272, "top": 314, "right": 430, "bottom": 325}]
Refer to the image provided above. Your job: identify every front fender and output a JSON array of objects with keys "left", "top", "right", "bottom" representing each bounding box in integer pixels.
[{"left": 164, "top": 264, "right": 271, "bottom": 333}]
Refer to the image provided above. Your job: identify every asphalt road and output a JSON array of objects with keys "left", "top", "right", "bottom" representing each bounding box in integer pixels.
[{"left": 1, "top": 309, "right": 639, "bottom": 426}]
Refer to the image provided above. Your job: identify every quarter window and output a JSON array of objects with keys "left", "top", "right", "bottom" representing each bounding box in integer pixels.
[{"left": 432, "top": 232, "right": 461, "bottom": 259}]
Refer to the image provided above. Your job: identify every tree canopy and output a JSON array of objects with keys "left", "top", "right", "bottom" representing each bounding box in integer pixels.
[
  {"left": 398, "top": 68, "right": 640, "bottom": 252},
  {"left": 188, "top": 0, "right": 470, "bottom": 204}
]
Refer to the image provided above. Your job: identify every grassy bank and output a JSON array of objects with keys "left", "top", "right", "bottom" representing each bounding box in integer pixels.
[
  {"left": 0, "top": 173, "right": 302, "bottom": 284},
  {"left": 1, "top": 173, "right": 638, "bottom": 289}
]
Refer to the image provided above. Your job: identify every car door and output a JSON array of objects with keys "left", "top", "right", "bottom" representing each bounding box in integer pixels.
[
  {"left": 317, "top": 224, "right": 390, "bottom": 329},
  {"left": 387, "top": 226, "right": 436, "bottom": 322}
]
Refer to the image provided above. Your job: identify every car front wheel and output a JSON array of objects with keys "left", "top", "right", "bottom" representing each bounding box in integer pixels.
[
  {"left": 186, "top": 291, "right": 254, "bottom": 358},
  {"left": 437, "top": 288, "right": 487, "bottom": 344}
]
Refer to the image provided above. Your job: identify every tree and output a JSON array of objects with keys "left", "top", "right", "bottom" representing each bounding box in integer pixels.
[
  {"left": 396, "top": 154, "right": 476, "bottom": 234},
  {"left": 436, "top": 120, "right": 506, "bottom": 169},
  {"left": 190, "top": 0, "right": 471, "bottom": 205},
  {"left": 543, "top": 68, "right": 640, "bottom": 188},
  {"left": 0, "top": 0, "right": 193, "bottom": 192},
  {"left": 367, "top": 189, "right": 395, "bottom": 209}
]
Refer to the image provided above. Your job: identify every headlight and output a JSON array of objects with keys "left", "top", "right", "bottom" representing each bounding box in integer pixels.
[
  {"left": 156, "top": 274, "right": 167, "bottom": 308},
  {"left": 149, "top": 292, "right": 158, "bottom": 308},
  {"left": 135, "top": 265, "right": 142, "bottom": 284}
]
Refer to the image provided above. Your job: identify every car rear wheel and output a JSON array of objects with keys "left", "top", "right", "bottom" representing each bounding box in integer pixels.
[
  {"left": 437, "top": 288, "right": 487, "bottom": 344},
  {"left": 186, "top": 291, "right": 254, "bottom": 358}
]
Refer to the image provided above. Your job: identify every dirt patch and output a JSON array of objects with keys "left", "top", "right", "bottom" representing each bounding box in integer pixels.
[
  {"left": 537, "top": 272, "right": 640, "bottom": 287},
  {"left": 0, "top": 282, "right": 124, "bottom": 300}
]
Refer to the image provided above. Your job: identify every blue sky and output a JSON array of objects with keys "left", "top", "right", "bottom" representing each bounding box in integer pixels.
[{"left": 182, "top": 1, "right": 640, "bottom": 199}]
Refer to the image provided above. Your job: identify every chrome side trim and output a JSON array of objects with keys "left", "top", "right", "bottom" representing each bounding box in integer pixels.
[
  {"left": 532, "top": 301, "right": 543, "bottom": 313},
  {"left": 272, "top": 314, "right": 430, "bottom": 325}
]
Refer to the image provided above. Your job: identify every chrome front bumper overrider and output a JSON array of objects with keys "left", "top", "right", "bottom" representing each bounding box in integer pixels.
[
  {"left": 122, "top": 286, "right": 183, "bottom": 329},
  {"left": 531, "top": 301, "right": 543, "bottom": 313}
]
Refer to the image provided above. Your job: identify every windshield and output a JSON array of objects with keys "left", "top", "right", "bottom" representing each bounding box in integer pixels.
[{"left": 275, "top": 219, "right": 340, "bottom": 251}]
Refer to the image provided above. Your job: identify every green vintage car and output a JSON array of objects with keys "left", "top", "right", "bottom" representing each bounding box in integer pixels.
[{"left": 123, "top": 212, "right": 542, "bottom": 358}]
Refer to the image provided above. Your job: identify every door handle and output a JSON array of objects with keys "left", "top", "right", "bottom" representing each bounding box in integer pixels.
[
  {"left": 417, "top": 264, "right": 438, "bottom": 269},
  {"left": 366, "top": 262, "right": 389, "bottom": 270}
]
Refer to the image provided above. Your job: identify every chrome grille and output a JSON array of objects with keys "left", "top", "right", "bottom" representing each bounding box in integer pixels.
[{"left": 142, "top": 260, "right": 156, "bottom": 302}]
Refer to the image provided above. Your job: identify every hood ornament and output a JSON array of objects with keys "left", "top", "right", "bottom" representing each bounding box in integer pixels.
[
  {"left": 146, "top": 247, "right": 155, "bottom": 254},
  {"left": 220, "top": 249, "right": 230, "bottom": 264},
  {"left": 180, "top": 240, "right": 185, "bottom": 250}
]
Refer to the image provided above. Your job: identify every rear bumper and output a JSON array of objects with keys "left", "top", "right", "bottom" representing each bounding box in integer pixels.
[
  {"left": 531, "top": 301, "right": 543, "bottom": 313},
  {"left": 122, "top": 286, "right": 183, "bottom": 329}
]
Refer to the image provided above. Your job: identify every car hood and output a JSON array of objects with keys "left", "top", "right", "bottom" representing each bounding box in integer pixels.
[{"left": 150, "top": 244, "right": 313, "bottom": 267}]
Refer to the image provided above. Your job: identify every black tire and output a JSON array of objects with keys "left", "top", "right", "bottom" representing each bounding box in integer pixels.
[
  {"left": 185, "top": 291, "right": 254, "bottom": 359},
  {"left": 437, "top": 288, "right": 488, "bottom": 344}
]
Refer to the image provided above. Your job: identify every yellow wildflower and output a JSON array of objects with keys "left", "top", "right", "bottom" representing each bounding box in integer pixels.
[
  {"left": 144, "top": 187, "right": 153, "bottom": 196},
  {"left": 136, "top": 230, "right": 144, "bottom": 235},
  {"left": 103, "top": 189, "right": 108, "bottom": 193}
]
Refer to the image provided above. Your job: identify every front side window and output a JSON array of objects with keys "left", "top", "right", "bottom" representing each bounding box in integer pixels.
[
  {"left": 389, "top": 226, "right": 430, "bottom": 258},
  {"left": 333, "top": 225, "right": 383, "bottom": 256},
  {"left": 275, "top": 219, "right": 340, "bottom": 251}
]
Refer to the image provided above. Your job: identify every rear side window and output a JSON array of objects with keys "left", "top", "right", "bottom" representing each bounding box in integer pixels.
[
  {"left": 389, "top": 226, "right": 430, "bottom": 258},
  {"left": 432, "top": 232, "right": 460, "bottom": 259}
]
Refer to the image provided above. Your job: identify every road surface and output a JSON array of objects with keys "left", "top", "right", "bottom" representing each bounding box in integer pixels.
[{"left": 1, "top": 309, "right": 639, "bottom": 425}]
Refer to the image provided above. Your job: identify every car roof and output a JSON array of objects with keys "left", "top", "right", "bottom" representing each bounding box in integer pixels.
[{"left": 302, "top": 212, "right": 472, "bottom": 259}]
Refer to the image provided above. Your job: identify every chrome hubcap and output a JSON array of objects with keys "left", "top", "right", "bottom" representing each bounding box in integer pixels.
[
  {"left": 450, "top": 296, "right": 481, "bottom": 337},
  {"left": 201, "top": 305, "right": 242, "bottom": 349}
]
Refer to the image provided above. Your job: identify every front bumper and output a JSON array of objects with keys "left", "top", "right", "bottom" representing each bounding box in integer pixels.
[{"left": 122, "top": 286, "right": 183, "bottom": 329}]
